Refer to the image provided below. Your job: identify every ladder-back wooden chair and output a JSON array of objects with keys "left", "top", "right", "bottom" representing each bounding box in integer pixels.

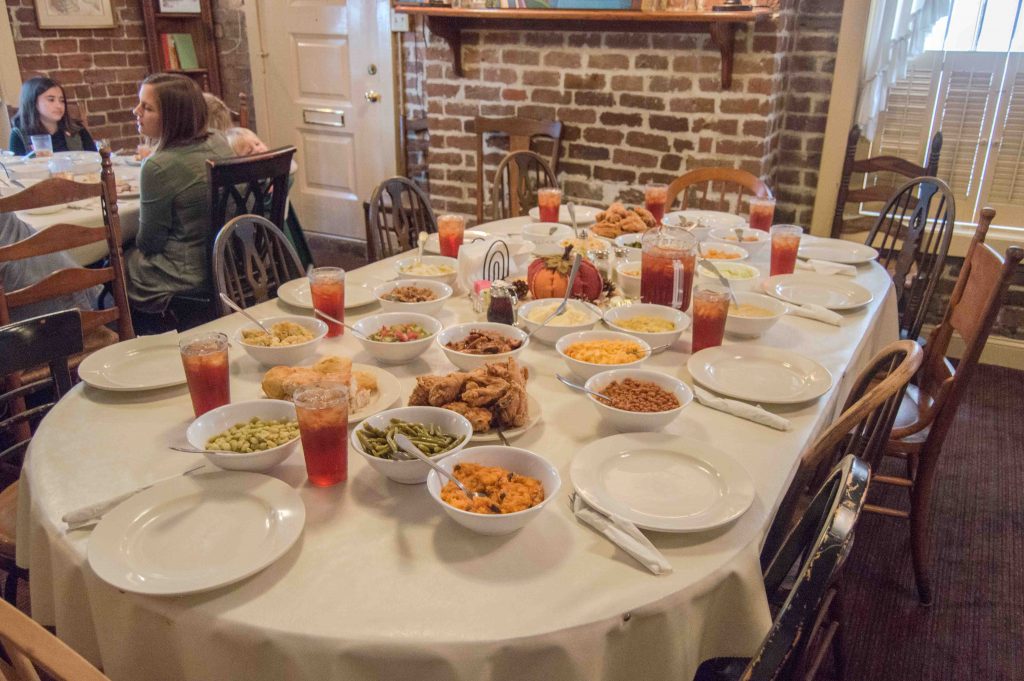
[
  {"left": 490, "top": 150, "right": 558, "bottom": 221},
  {"left": 474, "top": 116, "right": 563, "bottom": 223},
  {"left": 229, "top": 92, "right": 250, "bottom": 130},
  {"left": 365, "top": 176, "right": 437, "bottom": 262},
  {"left": 665, "top": 167, "right": 772, "bottom": 213},
  {"left": 213, "top": 214, "right": 304, "bottom": 316},
  {"left": 872, "top": 209, "right": 1023, "bottom": 604},
  {"left": 0, "top": 593, "right": 110, "bottom": 680},
  {"left": 831, "top": 124, "right": 943, "bottom": 238},
  {"left": 865, "top": 176, "right": 956, "bottom": 344}
]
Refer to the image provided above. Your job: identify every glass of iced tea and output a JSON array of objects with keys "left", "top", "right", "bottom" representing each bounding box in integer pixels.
[
  {"left": 30, "top": 135, "right": 53, "bottom": 158},
  {"left": 748, "top": 197, "right": 776, "bottom": 232},
  {"left": 537, "top": 187, "right": 562, "bottom": 223},
  {"left": 293, "top": 383, "right": 349, "bottom": 487},
  {"left": 437, "top": 214, "right": 466, "bottom": 258},
  {"left": 691, "top": 284, "right": 731, "bottom": 354},
  {"left": 309, "top": 267, "right": 346, "bottom": 338},
  {"left": 644, "top": 182, "right": 668, "bottom": 225},
  {"left": 640, "top": 225, "right": 697, "bottom": 311},
  {"left": 770, "top": 224, "right": 803, "bottom": 276},
  {"left": 179, "top": 332, "right": 230, "bottom": 417}
]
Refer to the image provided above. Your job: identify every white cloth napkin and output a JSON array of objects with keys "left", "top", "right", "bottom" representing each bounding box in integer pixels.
[
  {"left": 796, "top": 259, "right": 858, "bottom": 277},
  {"left": 694, "top": 386, "right": 791, "bottom": 431},
  {"left": 62, "top": 463, "right": 205, "bottom": 530},
  {"left": 786, "top": 303, "right": 843, "bottom": 326},
  {"left": 456, "top": 237, "right": 533, "bottom": 292},
  {"left": 572, "top": 494, "right": 672, "bottom": 575}
]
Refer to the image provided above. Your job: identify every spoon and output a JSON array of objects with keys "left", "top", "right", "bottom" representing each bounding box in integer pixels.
[
  {"left": 219, "top": 293, "right": 274, "bottom": 335},
  {"left": 170, "top": 446, "right": 225, "bottom": 455},
  {"left": 416, "top": 231, "right": 428, "bottom": 264},
  {"left": 567, "top": 201, "right": 584, "bottom": 239},
  {"left": 556, "top": 374, "right": 608, "bottom": 400},
  {"left": 526, "top": 253, "right": 582, "bottom": 338},
  {"left": 734, "top": 227, "right": 745, "bottom": 244},
  {"left": 696, "top": 244, "right": 739, "bottom": 308},
  {"left": 309, "top": 307, "right": 367, "bottom": 339},
  {"left": 394, "top": 434, "right": 488, "bottom": 503}
]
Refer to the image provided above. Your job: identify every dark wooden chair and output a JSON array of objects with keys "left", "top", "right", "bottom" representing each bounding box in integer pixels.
[
  {"left": 213, "top": 214, "right": 304, "bottom": 316},
  {"left": 0, "top": 593, "right": 109, "bottom": 680},
  {"left": 831, "top": 125, "right": 943, "bottom": 238},
  {"left": 365, "top": 176, "right": 437, "bottom": 262},
  {"left": 229, "top": 92, "right": 250, "bottom": 130},
  {"left": 873, "top": 209, "right": 1023, "bottom": 604},
  {"left": 0, "top": 310, "right": 84, "bottom": 605},
  {"left": 490, "top": 150, "right": 558, "bottom": 221},
  {"left": 694, "top": 455, "right": 871, "bottom": 681},
  {"left": 865, "top": 176, "right": 956, "bottom": 344},
  {"left": 474, "top": 116, "right": 563, "bottom": 223},
  {"left": 665, "top": 167, "right": 772, "bottom": 213}
]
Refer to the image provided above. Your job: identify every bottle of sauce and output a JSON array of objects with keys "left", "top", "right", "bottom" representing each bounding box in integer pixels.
[{"left": 486, "top": 282, "right": 518, "bottom": 325}]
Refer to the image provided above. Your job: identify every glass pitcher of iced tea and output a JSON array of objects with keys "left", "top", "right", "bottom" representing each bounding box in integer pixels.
[{"left": 640, "top": 225, "right": 697, "bottom": 311}]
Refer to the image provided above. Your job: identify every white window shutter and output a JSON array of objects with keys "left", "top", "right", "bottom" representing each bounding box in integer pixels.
[
  {"left": 872, "top": 52, "right": 941, "bottom": 165},
  {"left": 981, "top": 54, "right": 1024, "bottom": 224}
]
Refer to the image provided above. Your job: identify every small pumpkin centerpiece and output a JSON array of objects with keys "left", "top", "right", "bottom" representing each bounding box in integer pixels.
[{"left": 527, "top": 245, "right": 604, "bottom": 302}]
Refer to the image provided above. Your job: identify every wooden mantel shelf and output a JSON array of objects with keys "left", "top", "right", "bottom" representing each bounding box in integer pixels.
[{"left": 394, "top": 6, "right": 773, "bottom": 89}]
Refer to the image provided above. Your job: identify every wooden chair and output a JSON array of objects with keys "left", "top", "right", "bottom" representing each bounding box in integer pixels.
[
  {"left": 0, "top": 592, "right": 109, "bottom": 680},
  {"left": 474, "top": 116, "right": 563, "bottom": 223},
  {"left": 365, "top": 176, "right": 437, "bottom": 262},
  {"left": 694, "top": 455, "right": 871, "bottom": 681},
  {"left": 0, "top": 310, "right": 83, "bottom": 605},
  {"left": 490, "top": 150, "right": 558, "bottom": 221},
  {"left": 229, "top": 92, "right": 250, "bottom": 130},
  {"left": 871, "top": 209, "right": 1023, "bottom": 604},
  {"left": 865, "top": 176, "right": 956, "bottom": 344},
  {"left": 665, "top": 167, "right": 772, "bottom": 213},
  {"left": 213, "top": 214, "right": 304, "bottom": 316},
  {"left": 0, "top": 149, "right": 134, "bottom": 348},
  {"left": 830, "top": 124, "right": 943, "bottom": 238}
]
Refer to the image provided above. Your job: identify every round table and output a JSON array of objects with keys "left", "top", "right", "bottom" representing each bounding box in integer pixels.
[{"left": 18, "top": 218, "right": 898, "bottom": 681}]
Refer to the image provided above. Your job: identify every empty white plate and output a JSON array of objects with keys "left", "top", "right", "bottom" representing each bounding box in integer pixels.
[
  {"left": 663, "top": 209, "right": 746, "bottom": 231},
  {"left": 798, "top": 237, "right": 878, "bottom": 265},
  {"left": 78, "top": 333, "right": 186, "bottom": 391},
  {"left": 571, "top": 432, "right": 755, "bottom": 533},
  {"left": 688, "top": 346, "right": 834, "bottom": 404},
  {"left": 277, "top": 277, "right": 380, "bottom": 310},
  {"left": 88, "top": 471, "right": 305, "bottom": 596},
  {"left": 528, "top": 205, "right": 600, "bottom": 225},
  {"left": 763, "top": 273, "right": 873, "bottom": 310}
]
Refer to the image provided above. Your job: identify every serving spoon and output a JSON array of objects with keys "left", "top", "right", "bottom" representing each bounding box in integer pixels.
[
  {"left": 219, "top": 293, "right": 274, "bottom": 335},
  {"left": 394, "top": 434, "right": 488, "bottom": 503},
  {"left": 696, "top": 244, "right": 739, "bottom": 308},
  {"left": 556, "top": 374, "right": 609, "bottom": 400},
  {"left": 526, "top": 253, "right": 583, "bottom": 338},
  {"left": 308, "top": 307, "right": 368, "bottom": 340}
]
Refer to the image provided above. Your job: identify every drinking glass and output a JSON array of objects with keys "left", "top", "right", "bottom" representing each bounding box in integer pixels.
[
  {"left": 179, "top": 332, "right": 230, "bottom": 417},
  {"left": 644, "top": 182, "right": 668, "bottom": 225},
  {"left": 47, "top": 156, "right": 74, "bottom": 180},
  {"left": 691, "top": 285, "right": 730, "bottom": 354},
  {"left": 748, "top": 197, "right": 776, "bottom": 232},
  {"left": 770, "top": 224, "right": 803, "bottom": 276},
  {"left": 537, "top": 187, "right": 562, "bottom": 223},
  {"left": 29, "top": 135, "right": 53, "bottom": 158},
  {"left": 437, "top": 214, "right": 466, "bottom": 258},
  {"left": 294, "top": 383, "right": 349, "bottom": 487},
  {"left": 309, "top": 267, "right": 346, "bottom": 338},
  {"left": 640, "top": 225, "right": 697, "bottom": 311}
]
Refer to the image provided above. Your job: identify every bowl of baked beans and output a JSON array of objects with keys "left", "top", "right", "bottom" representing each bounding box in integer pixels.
[{"left": 584, "top": 369, "right": 693, "bottom": 431}]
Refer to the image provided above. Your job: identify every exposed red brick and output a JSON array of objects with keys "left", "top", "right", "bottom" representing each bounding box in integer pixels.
[
  {"left": 612, "top": 148, "right": 658, "bottom": 168},
  {"left": 609, "top": 75, "right": 644, "bottom": 92},
  {"left": 544, "top": 52, "right": 582, "bottom": 69},
  {"left": 587, "top": 54, "right": 629, "bottom": 70},
  {"left": 575, "top": 90, "right": 615, "bottom": 107},
  {"left": 599, "top": 111, "right": 643, "bottom": 127},
  {"left": 564, "top": 73, "right": 605, "bottom": 90}
]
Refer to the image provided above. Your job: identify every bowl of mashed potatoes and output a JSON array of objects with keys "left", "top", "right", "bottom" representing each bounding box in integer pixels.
[
  {"left": 517, "top": 298, "right": 601, "bottom": 345},
  {"left": 724, "top": 292, "right": 787, "bottom": 337},
  {"left": 233, "top": 315, "right": 328, "bottom": 366},
  {"left": 603, "top": 303, "right": 689, "bottom": 352},
  {"left": 394, "top": 255, "right": 459, "bottom": 287},
  {"left": 696, "top": 261, "right": 761, "bottom": 292}
]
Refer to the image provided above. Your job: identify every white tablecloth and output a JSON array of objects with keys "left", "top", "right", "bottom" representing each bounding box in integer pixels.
[{"left": 17, "top": 217, "right": 898, "bottom": 681}]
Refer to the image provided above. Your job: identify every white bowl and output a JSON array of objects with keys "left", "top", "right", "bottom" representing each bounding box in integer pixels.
[
  {"left": 555, "top": 329, "right": 651, "bottom": 380},
  {"left": 425, "top": 446, "right": 561, "bottom": 535},
  {"left": 701, "top": 242, "right": 749, "bottom": 261},
  {"left": 437, "top": 322, "right": 529, "bottom": 371},
  {"left": 696, "top": 261, "right": 761, "bottom": 292},
  {"left": 517, "top": 298, "right": 600, "bottom": 345},
  {"left": 352, "top": 406, "right": 473, "bottom": 484},
  {"left": 602, "top": 303, "right": 689, "bottom": 352},
  {"left": 373, "top": 279, "right": 452, "bottom": 317},
  {"left": 709, "top": 227, "right": 770, "bottom": 257},
  {"left": 615, "top": 260, "right": 642, "bottom": 298},
  {"left": 394, "top": 255, "right": 458, "bottom": 287},
  {"left": 613, "top": 234, "right": 643, "bottom": 261},
  {"left": 233, "top": 315, "right": 328, "bottom": 366},
  {"left": 352, "top": 312, "right": 442, "bottom": 364},
  {"left": 523, "top": 222, "right": 573, "bottom": 245},
  {"left": 584, "top": 369, "right": 693, "bottom": 431},
  {"left": 186, "top": 399, "right": 299, "bottom": 472},
  {"left": 724, "top": 291, "right": 788, "bottom": 337}
]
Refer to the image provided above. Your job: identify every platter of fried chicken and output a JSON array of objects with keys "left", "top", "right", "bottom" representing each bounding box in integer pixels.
[
  {"left": 408, "top": 358, "right": 541, "bottom": 441},
  {"left": 590, "top": 202, "right": 657, "bottom": 239}
]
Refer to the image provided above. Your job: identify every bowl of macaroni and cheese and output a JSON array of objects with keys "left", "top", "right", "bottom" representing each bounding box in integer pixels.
[
  {"left": 602, "top": 303, "right": 689, "bottom": 352},
  {"left": 555, "top": 330, "right": 651, "bottom": 380}
]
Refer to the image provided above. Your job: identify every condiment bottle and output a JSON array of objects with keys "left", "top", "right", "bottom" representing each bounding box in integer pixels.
[{"left": 486, "top": 282, "right": 518, "bottom": 325}]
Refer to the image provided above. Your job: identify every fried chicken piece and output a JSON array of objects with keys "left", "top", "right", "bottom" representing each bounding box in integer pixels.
[
  {"left": 462, "top": 377, "right": 510, "bottom": 407},
  {"left": 634, "top": 206, "right": 657, "bottom": 228},
  {"left": 409, "top": 374, "right": 444, "bottom": 406},
  {"left": 496, "top": 383, "right": 529, "bottom": 427},
  {"left": 444, "top": 401, "right": 494, "bottom": 432},
  {"left": 591, "top": 223, "right": 620, "bottom": 239},
  {"left": 429, "top": 373, "right": 469, "bottom": 406},
  {"left": 619, "top": 214, "right": 648, "bottom": 233},
  {"left": 485, "top": 358, "right": 528, "bottom": 387}
]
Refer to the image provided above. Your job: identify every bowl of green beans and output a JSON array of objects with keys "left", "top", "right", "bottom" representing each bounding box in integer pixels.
[{"left": 351, "top": 406, "right": 473, "bottom": 484}]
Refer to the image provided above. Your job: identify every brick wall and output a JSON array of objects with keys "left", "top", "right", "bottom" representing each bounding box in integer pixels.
[{"left": 400, "top": 0, "right": 841, "bottom": 227}]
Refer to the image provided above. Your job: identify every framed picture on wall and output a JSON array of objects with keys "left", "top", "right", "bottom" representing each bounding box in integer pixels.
[
  {"left": 35, "top": 0, "right": 116, "bottom": 29},
  {"left": 158, "top": 0, "right": 202, "bottom": 13}
]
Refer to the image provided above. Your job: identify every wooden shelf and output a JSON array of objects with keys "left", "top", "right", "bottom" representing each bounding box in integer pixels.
[
  {"left": 140, "top": 0, "right": 222, "bottom": 97},
  {"left": 394, "top": 5, "right": 772, "bottom": 89}
]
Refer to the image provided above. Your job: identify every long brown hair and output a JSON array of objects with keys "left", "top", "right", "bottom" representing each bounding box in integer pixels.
[
  {"left": 141, "top": 73, "right": 208, "bottom": 152},
  {"left": 12, "top": 76, "right": 81, "bottom": 136}
]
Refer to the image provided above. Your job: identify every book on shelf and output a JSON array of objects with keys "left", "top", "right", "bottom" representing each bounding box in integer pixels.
[
  {"left": 171, "top": 33, "right": 199, "bottom": 70},
  {"left": 160, "top": 33, "right": 179, "bottom": 70}
]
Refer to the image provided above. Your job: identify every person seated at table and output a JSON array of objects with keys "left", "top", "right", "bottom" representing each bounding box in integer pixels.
[
  {"left": 124, "top": 73, "right": 233, "bottom": 318},
  {"left": 8, "top": 76, "right": 97, "bottom": 156},
  {"left": 225, "top": 126, "right": 268, "bottom": 156},
  {"left": 204, "top": 93, "right": 233, "bottom": 134}
]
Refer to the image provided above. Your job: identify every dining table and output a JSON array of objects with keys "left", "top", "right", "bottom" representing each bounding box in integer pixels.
[{"left": 16, "top": 216, "right": 898, "bottom": 681}]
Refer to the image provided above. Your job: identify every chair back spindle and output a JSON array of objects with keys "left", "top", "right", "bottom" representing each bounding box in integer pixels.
[
  {"left": 665, "top": 167, "right": 772, "bottom": 214},
  {"left": 490, "top": 150, "right": 558, "bottom": 221},
  {"left": 213, "top": 215, "right": 304, "bottom": 316},
  {"left": 365, "top": 177, "right": 437, "bottom": 263}
]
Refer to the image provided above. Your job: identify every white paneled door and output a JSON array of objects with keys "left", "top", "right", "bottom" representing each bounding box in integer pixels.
[{"left": 252, "top": 0, "right": 396, "bottom": 238}]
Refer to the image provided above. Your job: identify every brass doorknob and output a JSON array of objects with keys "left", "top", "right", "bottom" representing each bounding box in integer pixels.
[{"left": 364, "top": 90, "right": 381, "bottom": 103}]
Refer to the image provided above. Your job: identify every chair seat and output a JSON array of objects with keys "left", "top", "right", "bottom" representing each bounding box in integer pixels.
[
  {"left": 20, "top": 325, "right": 118, "bottom": 386},
  {"left": 892, "top": 384, "right": 933, "bottom": 445},
  {"left": 0, "top": 482, "right": 18, "bottom": 561}
]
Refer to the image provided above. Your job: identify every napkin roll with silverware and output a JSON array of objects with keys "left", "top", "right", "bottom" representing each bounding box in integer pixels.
[{"left": 571, "top": 493, "right": 673, "bottom": 575}]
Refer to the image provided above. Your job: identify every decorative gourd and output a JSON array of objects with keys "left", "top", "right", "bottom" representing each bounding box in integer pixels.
[{"left": 527, "top": 245, "right": 603, "bottom": 301}]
